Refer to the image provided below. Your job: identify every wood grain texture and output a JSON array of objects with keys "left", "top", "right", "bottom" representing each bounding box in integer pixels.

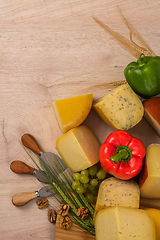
[{"left": 1, "top": 0, "right": 160, "bottom": 239}]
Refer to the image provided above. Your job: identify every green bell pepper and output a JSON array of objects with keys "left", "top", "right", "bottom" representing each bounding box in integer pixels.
[{"left": 124, "top": 54, "right": 160, "bottom": 99}]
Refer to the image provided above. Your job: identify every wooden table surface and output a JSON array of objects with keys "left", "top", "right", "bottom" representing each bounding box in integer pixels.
[{"left": 1, "top": 0, "right": 160, "bottom": 239}]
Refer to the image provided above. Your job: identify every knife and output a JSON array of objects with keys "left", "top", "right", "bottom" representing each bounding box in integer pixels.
[
  {"left": 10, "top": 160, "right": 50, "bottom": 184},
  {"left": 12, "top": 186, "right": 160, "bottom": 208},
  {"left": 21, "top": 133, "right": 67, "bottom": 175},
  {"left": 12, "top": 186, "right": 55, "bottom": 207}
]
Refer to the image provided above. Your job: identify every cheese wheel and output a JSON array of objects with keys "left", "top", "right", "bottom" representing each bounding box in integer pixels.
[
  {"left": 143, "top": 97, "right": 160, "bottom": 136},
  {"left": 95, "top": 206, "right": 156, "bottom": 240},
  {"left": 52, "top": 94, "right": 93, "bottom": 133},
  {"left": 139, "top": 143, "right": 160, "bottom": 198},
  {"left": 93, "top": 177, "right": 140, "bottom": 221},
  {"left": 144, "top": 208, "right": 160, "bottom": 240},
  {"left": 93, "top": 83, "right": 144, "bottom": 130},
  {"left": 95, "top": 177, "right": 140, "bottom": 210},
  {"left": 56, "top": 125, "right": 100, "bottom": 172}
]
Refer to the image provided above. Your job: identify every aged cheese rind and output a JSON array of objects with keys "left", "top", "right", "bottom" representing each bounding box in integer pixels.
[
  {"left": 94, "top": 177, "right": 140, "bottom": 219},
  {"left": 95, "top": 206, "right": 156, "bottom": 240},
  {"left": 52, "top": 94, "right": 93, "bottom": 133},
  {"left": 139, "top": 143, "right": 160, "bottom": 198},
  {"left": 56, "top": 125, "right": 100, "bottom": 172},
  {"left": 93, "top": 83, "right": 144, "bottom": 130},
  {"left": 143, "top": 97, "right": 160, "bottom": 136}
]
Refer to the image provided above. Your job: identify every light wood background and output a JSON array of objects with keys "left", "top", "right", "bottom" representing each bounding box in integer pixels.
[{"left": 1, "top": 0, "right": 160, "bottom": 239}]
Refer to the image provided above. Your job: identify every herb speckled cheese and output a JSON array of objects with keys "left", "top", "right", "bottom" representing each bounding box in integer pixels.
[
  {"left": 93, "top": 83, "right": 144, "bottom": 130},
  {"left": 94, "top": 177, "right": 140, "bottom": 220},
  {"left": 95, "top": 206, "right": 156, "bottom": 240}
]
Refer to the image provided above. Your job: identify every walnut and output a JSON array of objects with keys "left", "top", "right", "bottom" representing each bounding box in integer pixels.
[
  {"left": 77, "top": 207, "right": 89, "bottom": 220},
  {"left": 36, "top": 198, "right": 48, "bottom": 209},
  {"left": 48, "top": 209, "right": 57, "bottom": 223},
  {"left": 58, "top": 204, "right": 70, "bottom": 216},
  {"left": 60, "top": 216, "right": 72, "bottom": 229}
]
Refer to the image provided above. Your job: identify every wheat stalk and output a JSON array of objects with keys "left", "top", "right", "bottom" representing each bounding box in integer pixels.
[
  {"left": 24, "top": 148, "right": 95, "bottom": 235},
  {"left": 76, "top": 10, "right": 155, "bottom": 94}
]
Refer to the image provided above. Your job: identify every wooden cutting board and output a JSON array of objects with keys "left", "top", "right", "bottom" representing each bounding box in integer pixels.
[{"left": 55, "top": 215, "right": 95, "bottom": 240}]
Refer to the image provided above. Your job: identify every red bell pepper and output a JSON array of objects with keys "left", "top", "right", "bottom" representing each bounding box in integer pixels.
[{"left": 99, "top": 131, "right": 145, "bottom": 180}]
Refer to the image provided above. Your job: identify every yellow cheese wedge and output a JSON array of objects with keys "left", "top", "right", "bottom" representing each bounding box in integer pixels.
[
  {"left": 144, "top": 208, "right": 160, "bottom": 240},
  {"left": 139, "top": 143, "right": 160, "bottom": 198},
  {"left": 56, "top": 125, "right": 100, "bottom": 172},
  {"left": 52, "top": 94, "right": 93, "bottom": 133},
  {"left": 94, "top": 177, "right": 140, "bottom": 221},
  {"left": 93, "top": 83, "right": 144, "bottom": 130},
  {"left": 95, "top": 206, "right": 156, "bottom": 240}
]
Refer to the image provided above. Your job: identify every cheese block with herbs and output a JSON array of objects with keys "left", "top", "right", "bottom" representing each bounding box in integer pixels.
[
  {"left": 144, "top": 208, "right": 160, "bottom": 240},
  {"left": 143, "top": 97, "right": 160, "bottom": 136},
  {"left": 139, "top": 143, "right": 160, "bottom": 198},
  {"left": 56, "top": 125, "right": 100, "bottom": 172},
  {"left": 93, "top": 83, "right": 144, "bottom": 130},
  {"left": 95, "top": 206, "right": 156, "bottom": 240},
  {"left": 94, "top": 177, "right": 140, "bottom": 220},
  {"left": 52, "top": 94, "right": 93, "bottom": 133}
]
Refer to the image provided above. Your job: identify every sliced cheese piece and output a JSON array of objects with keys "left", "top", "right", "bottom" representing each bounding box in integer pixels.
[
  {"left": 56, "top": 125, "right": 100, "bottom": 172},
  {"left": 93, "top": 83, "right": 144, "bottom": 130},
  {"left": 143, "top": 97, "right": 160, "bottom": 136},
  {"left": 52, "top": 94, "right": 93, "bottom": 133},
  {"left": 144, "top": 208, "right": 160, "bottom": 240},
  {"left": 95, "top": 206, "right": 156, "bottom": 240},
  {"left": 139, "top": 143, "right": 160, "bottom": 198},
  {"left": 94, "top": 177, "right": 140, "bottom": 220}
]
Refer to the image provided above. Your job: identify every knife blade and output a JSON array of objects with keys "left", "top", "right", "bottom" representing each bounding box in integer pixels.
[
  {"left": 21, "top": 133, "right": 67, "bottom": 175},
  {"left": 10, "top": 160, "right": 50, "bottom": 184},
  {"left": 12, "top": 186, "right": 56, "bottom": 207}
]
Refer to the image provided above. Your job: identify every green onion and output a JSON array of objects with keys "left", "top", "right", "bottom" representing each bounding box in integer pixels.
[{"left": 24, "top": 148, "right": 95, "bottom": 235}]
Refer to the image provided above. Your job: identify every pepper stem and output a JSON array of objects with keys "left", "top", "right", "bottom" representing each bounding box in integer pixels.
[
  {"left": 137, "top": 53, "right": 145, "bottom": 67},
  {"left": 110, "top": 146, "right": 132, "bottom": 164}
]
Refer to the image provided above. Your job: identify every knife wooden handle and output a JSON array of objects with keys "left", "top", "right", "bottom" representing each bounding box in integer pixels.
[
  {"left": 21, "top": 133, "right": 43, "bottom": 155},
  {"left": 12, "top": 191, "right": 37, "bottom": 206},
  {"left": 10, "top": 161, "right": 35, "bottom": 175}
]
